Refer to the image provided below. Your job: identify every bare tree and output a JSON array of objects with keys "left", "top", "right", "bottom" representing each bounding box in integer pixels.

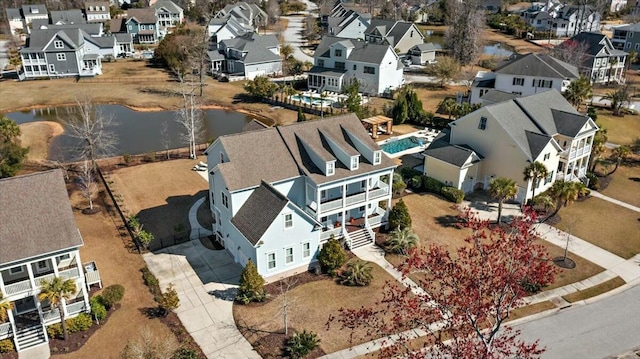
[
  {"left": 78, "top": 160, "right": 98, "bottom": 211},
  {"left": 275, "top": 277, "right": 298, "bottom": 335},
  {"left": 160, "top": 120, "right": 171, "bottom": 160},
  {"left": 303, "top": 15, "right": 320, "bottom": 45},
  {"left": 550, "top": 40, "right": 589, "bottom": 69},
  {"left": 121, "top": 326, "right": 179, "bottom": 359},
  {"left": 444, "top": 0, "right": 485, "bottom": 67},
  {"left": 63, "top": 96, "right": 117, "bottom": 169},
  {"left": 175, "top": 79, "right": 204, "bottom": 159},
  {"left": 266, "top": 0, "right": 281, "bottom": 26}
]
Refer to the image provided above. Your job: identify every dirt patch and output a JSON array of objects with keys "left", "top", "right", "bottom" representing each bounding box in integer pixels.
[
  {"left": 252, "top": 330, "right": 326, "bottom": 359},
  {"left": 49, "top": 305, "right": 119, "bottom": 355},
  {"left": 18, "top": 121, "right": 64, "bottom": 162}
]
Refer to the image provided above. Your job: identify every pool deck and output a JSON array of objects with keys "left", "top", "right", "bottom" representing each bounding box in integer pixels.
[{"left": 378, "top": 129, "right": 441, "bottom": 158}]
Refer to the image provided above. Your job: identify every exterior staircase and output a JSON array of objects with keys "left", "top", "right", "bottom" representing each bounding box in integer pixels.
[
  {"left": 346, "top": 228, "right": 374, "bottom": 250},
  {"left": 15, "top": 325, "right": 47, "bottom": 351}
]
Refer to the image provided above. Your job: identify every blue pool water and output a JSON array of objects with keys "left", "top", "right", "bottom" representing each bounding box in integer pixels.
[
  {"left": 380, "top": 136, "right": 424, "bottom": 154},
  {"left": 290, "top": 94, "right": 334, "bottom": 107}
]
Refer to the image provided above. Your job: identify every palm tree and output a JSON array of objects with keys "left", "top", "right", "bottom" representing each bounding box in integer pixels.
[
  {"left": 280, "top": 44, "right": 293, "bottom": 60},
  {"left": 608, "top": 145, "right": 630, "bottom": 175},
  {"left": 489, "top": 177, "right": 518, "bottom": 224},
  {"left": 607, "top": 57, "right": 618, "bottom": 84},
  {"left": 602, "top": 85, "right": 631, "bottom": 116},
  {"left": 0, "top": 292, "right": 14, "bottom": 323},
  {"left": 38, "top": 277, "right": 77, "bottom": 340},
  {"left": 523, "top": 161, "right": 549, "bottom": 204},
  {"left": 441, "top": 98, "right": 456, "bottom": 121},
  {"left": 589, "top": 128, "right": 608, "bottom": 172},
  {"left": 386, "top": 226, "right": 419, "bottom": 255},
  {"left": 563, "top": 76, "right": 592, "bottom": 111},
  {"left": 339, "top": 260, "right": 373, "bottom": 286},
  {"left": 547, "top": 181, "right": 589, "bottom": 218},
  {"left": 532, "top": 194, "right": 555, "bottom": 220}
]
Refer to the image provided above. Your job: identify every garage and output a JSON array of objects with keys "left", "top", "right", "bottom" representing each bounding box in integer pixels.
[{"left": 246, "top": 69, "right": 266, "bottom": 80}]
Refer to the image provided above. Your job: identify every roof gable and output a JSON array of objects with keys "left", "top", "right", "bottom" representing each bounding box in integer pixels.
[{"left": 231, "top": 181, "right": 289, "bottom": 245}]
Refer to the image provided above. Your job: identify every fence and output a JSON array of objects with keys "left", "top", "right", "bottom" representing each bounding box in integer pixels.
[
  {"left": 147, "top": 228, "right": 212, "bottom": 251},
  {"left": 77, "top": 77, "right": 172, "bottom": 83}
]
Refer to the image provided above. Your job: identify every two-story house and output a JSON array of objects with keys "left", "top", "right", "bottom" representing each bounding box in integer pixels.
[
  {"left": 556, "top": 32, "right": 627, "bottom": 84},
  {"left": 610, "top": 0, "right": 628, "bottom": 12},
  {"left": 469, "top": 53, "right": 579, "bottom": 104},
  {"left": 326, "top": 9, "right": 371, "bottom": 39},
  {"left": 0, "top": 170, "right": 100, "bottom": 352},
  {"left": 152, "top": 0, "right": 183, "bottom": 36},
  {"left": 612, "top": 23, "right": 640, "bottom": 52},
  {"left": 216, "top": 32, "right": 281, "bottom": 79},
  {"left": 204, "top": 114, "right": 396, "bottom": 279},
  {"left": 125, "top": 8, "right": 160, "bottom": 43},
  {"left": 214, "top": 2, "right": 267, "bottom": 30},
  {"left": 7, "top": 5, "right": 49, "bottom": 35},
  {"left": 521, "top": 1, "right": 601, "bottom": 37},
  {"left": 423, "top": 90, "right": 598, "bottom": 203},
  {"left": 20, "top": 28, "right": 103, "bottom": 79},
  {"left": 363, "top": 19, "right": 424, "bottom": 55},
  {"left": 5, "top": 8, "right": 25, "bottom": 37},
  {"left": 207, "top": 16, "right": 251, "bottom": 50},
  {"left": 308, "top": 36, "right": 403, "bottom": 96},
  {"left": 84, "top": 2, "right": 111, "bottom": 23},
  {"left": 50, "top": 10, "right": 86, "bottom": 25}
]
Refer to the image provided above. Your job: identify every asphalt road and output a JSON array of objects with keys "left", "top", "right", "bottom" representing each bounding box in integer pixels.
[{"left": 515, "top": 283, "right": 640, "bottom": 359}]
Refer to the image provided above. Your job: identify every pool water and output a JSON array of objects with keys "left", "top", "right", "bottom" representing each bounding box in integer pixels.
[
  {"left": 380, "top": 136, "right": 425, "bottom": 154},
  {"left": 291, "top": 94, "right": 334, "bottom": 107}
]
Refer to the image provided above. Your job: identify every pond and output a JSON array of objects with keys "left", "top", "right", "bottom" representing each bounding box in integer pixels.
[
  {"left": 4, "top": 105, "right": 252, "bottom": 160},
  {"left": 423, "top": 30, "right": 515, "bottom": 57}
]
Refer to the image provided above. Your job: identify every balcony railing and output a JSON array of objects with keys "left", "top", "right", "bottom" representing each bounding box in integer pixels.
[
  {"left": 42, "top": 308, "right": 60, "bottom": 323},
  {"left": 35, "top": 267, "right": 80, "bottom": 286},
  {"left": 320, "top": 227, "right": 343, "bottom": 240},
  {"left": 0, "top": 322, "right": 12, "bottom": 339},
  {"left": 566, "top": 145, "right": 591, "bottom": 160},
  {"left": 319, "top": 186, "right": 390, "bottom": 213},
  {"left": 4, "top": 279, "right": 32, "bottom": 296},
  {"left": 66, "top": 301, "right": 87, "bottom": 315}
]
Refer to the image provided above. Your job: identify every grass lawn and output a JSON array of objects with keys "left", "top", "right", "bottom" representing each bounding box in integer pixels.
[
  {"left": 539, "top": 241, "right": 604, "bottom": 290},
  {"left": 108, "top": 157, "right": 209, "bottom": 240},
  {"left": 562, "top": 277, "right": 626, "bottom": 303},
  {"left": 506, "top": 301, "right": 556, "bottom": 322},
  {"left": 233, "top": 262, "right": 403, "bottom": 355},
  {"left": 553, "top": 197, "right": 640, "bottom": 259},
  {"left": 598, "top": 162, "right": 640, "bottom": 208},
  {"left": 595, "top": 109, "right": 640, "bottom": 146},
  {"left": 411, "top": 83, "right": 468, "bottom": 114}
]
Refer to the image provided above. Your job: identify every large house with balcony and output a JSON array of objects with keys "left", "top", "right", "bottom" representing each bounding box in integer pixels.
[
  {"left": 19, "top": 28, "right": 105, "bottom": 79},
  {"left": 611, "top": 23, "right": 640, "bottom": 52},
  {"left": 214, "top": 2, "right": 267, "bottom": 30},
  {"left": 152, "top": 0, "right": 184, "bottom": 36},
  {"left": 469, "top": 53, "right": 580, "bottom": 104},
  {"left": 0, "top": 170, "right": 100, "bottom": 352},
  {"left": 308, "top": 36, "right": 403, "bottom": 96},
  {"left": 204, "top": 114, "right": 396, "bottom": 279},
  {"left": 423, "top": 90, "right": 598, "bottom": 203},
  {"left": 212, "top": 32, "right": 282, "bottom": 79},
  {"left": 124, "top": 8, "right": 160, "bottom": 43},
  {"left": 556, "top": 32, "right": 627, "bottom": 84},
  {"left": 521, "top": 1, "right": 600, "bottom": 37},
  {"left": 363, "top": 19, "right": 424, "bottom": 55}
]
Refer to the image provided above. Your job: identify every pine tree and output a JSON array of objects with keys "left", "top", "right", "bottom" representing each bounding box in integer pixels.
[
  {"left": 237, "top": 260, "right": 266, "bottom": 304},
  {"left": 159, "top": 284, "right": 180, "bottom": 316},
  {"left": 317, "top": 237, "right": 347, "bottom": 276},
  {"left": 388, "top": 199, "right": 412, "bottom": 230},
  {"left": 297, "top": 107, "right": 306, "bottom": 122}
]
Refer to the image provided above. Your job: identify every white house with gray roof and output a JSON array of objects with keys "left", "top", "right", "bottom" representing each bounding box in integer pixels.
[
  {"left": 326, "top": 9, "right": 371, "bottom": 39},
  {"left": 0, "top": 170, "right": 100, "bottom": 352},
  {"left": 5, "top": 5, "right": 48, "bottom": 35},
  {"left": 521, "top": 1, "right": 601, "bottom": 37},
  {"left": 214, "top": 2, "right": 267, "bottom": 30},
  {"left": 469, "top": 53, "right": 579, "bottom": 104},
  {"left": 556, "top": 32, "right": 627, "bottom": 84},
  {"left": 308, "top": 36, "right": 403, "bottom": 95},
  {"left": 204, "top": 114, "right": 396, "bottom": 279},
  {"left": 215, "top": 32, "right": 282, "bottom": 79},
  {"left": 363, "top": 19, "right": 424, "bottom": 55},
  {"left": 207, "top": 16, "right": 252, "bottom": 50},
  {"left": 408, "top": 43, "right": 440, "bottom": 65},
  {"left": 423, "top": 90, "right": 598, "bottom": 203},
  {"left": 612, "top": 23, "right": 640, "bottom": 52},
  {"left": 152, "top": 0, "right": 183, "bottom": 35}
]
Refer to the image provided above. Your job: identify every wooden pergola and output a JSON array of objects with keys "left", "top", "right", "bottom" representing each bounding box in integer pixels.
[{"left": 361, "top": 115, "right": 393, "bottom": 139}]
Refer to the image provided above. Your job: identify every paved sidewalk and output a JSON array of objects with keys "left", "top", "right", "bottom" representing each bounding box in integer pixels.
[
  {"left": 188, "top": 197, "right": 213, "bottom": 240},
  {"left": 352, "top": 246, "right": 425, "bottom": 295},
  {"left": 18, "top": 343, "right": 50, "bottom": 359},
  {"left": 590, "top": 190, "right": 640, "bottom": 213}
]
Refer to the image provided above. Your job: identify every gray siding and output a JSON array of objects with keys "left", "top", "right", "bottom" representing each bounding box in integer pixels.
[{"left": 45, "top": 50, "right": 79, "bottom": 75}]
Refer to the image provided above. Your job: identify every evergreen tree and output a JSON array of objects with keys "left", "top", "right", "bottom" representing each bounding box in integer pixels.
[
  {"left": 237, "top": 260, "right": 266, "bottom": 304},
  {"left": 392, "top": 97, "right": 408, "bottom": 125},
  {"left": 0, "top": 117, "right": 29, "bottom": 178},
  {"left": 297, "top": 107, "right": 306, "bottom": 122},
  {"left": 388, "top": 199, "right": 412, "bottom": 230},
  {"left": 159, "top": 284, "right": 180, "bottom": 316},
  {"left": 317, "top": 237, "right": 347, "bottom": 276}
]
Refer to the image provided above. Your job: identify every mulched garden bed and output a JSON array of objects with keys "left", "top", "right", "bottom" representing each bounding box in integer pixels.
[
  {"left": 50, "top": 304, "right": 120, "bottom": 355},
  {"left": 0, "top": 350, "right": 19, "bottom": 359},
  {"left": 252, "top": 328, "right": 326, "bottom": 359}
]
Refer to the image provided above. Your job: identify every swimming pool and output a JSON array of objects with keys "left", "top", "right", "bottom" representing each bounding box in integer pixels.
[
  {"left": 290, "top": 94, "right": 335, "bottom": 107},
  {"left": 380, "top": 136, "right": 425, "bottom": 154}
]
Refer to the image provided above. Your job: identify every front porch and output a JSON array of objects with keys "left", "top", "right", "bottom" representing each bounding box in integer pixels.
[{"left": 307, "top": 66, "right": 346, "bottom": 93}]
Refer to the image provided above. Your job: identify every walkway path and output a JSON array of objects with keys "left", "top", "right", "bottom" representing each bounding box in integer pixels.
[
  {"left": 282, "top": 0, "right": 317, "bottom": 63},
  {"left": 590, "top": 190, "right": 640, "bottom": 212},
  {"left": 188, "top": 197, "right": 213, "bottom": 240}
]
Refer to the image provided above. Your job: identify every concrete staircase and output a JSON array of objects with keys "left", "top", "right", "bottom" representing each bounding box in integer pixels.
[
  {"left": 15, "top": 325, "right": 47, "bottom": 351},
  {"left": 347, "top": 229, "right": 374, "bottom": 250}
]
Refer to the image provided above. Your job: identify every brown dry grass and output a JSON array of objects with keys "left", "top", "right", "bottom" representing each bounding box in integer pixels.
[
  {"left": 18, "top": 121, "right": 63, "bottom": 162},
  {"left": 0, "top": 60, "right": 297, "bottom": 125},
  {"left": 540, "top": 241, "right": 604, "bottom": 290},
  {"left": 507, "top": 301, "right": 557, "bottom": 322},
  {"left": 595, "top": 110, "right": 640, "bottom": 146},
  {"left": 59, "top": 182, "right": 174, "bottom": 358},
  {"left": 108, "top": 157, "right": 209, "bottom": 239},
  {"left": 553, "top": 197, "right": 640, "bottom": 259},
  {"left": 233, "top": 263, "right": 402, "bottom": 354},
  {"left": 561, "top": 276, "right": 626, "bottom": 303},
  {"left": 411, "top": 83, "right": 468, "bottom": 114},
  {"left": 599, "top": 163, "right": 640, "bottom": 208}
]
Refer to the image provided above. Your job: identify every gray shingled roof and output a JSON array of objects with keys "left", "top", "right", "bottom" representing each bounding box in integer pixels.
[
  {"left": 230, "top": 181, "right": 289, "bottom": 245},
  {"left": 480, "top": 89, "right": 519, "bottom": 104},
  {"left": 424, "top": 140, "right": 480, "bottom": 167},
  {"left": 410, "top": 43, "right": 440, "bottom": 52},
  {"left": 315, "top": 36, "right": 393, "bottom": 65},
  {"left": 0, "top": 170, "right": 83, "bottom": 266},
  {"left": 127, "top": 8, "right": 157, "bottom": 24},
  {"left": 614, "top": 23, "right": 640, "bottom": 32},
  {"left": 21, "top": 28, "right": 85, "bottom": 52},
  {"left": 110, "top": 18, "right": 126, "bottom": 32},
  {"left": 34, "top": 23, "right": 103, "bottom": 36},
  {"left": 513, "top": 89, "right": 583, "bottom": 135},
  {"left": 6, "top": 8, "right": 21, "bottom": 19},
  {"left": 561, "top": 32, "right": 627, "bottom": 57},
  {"left": 115, "top": 33, "right": 133, "bottom": 42},
  {"left": 51, "top": 10, "right": 86, "bottom": 25},
  {"left": 242, "top": 119, "right": 269, "bottom": 132},
  {"left": 85, "top": 1, "right": 110, "bottom": 12},
  {"left": 308, "top": 66, "right": 347, "bottom": 77},
  {"left": 494, "top": 53, "right": 579, "bottom": 79},
  {"left": 551, "top": 109, "right": 590, "bottom": 137},
  {"left": 221, "top": 33, "right": 281, "bottom": 64},
  {"left": 153, "top": 0, "right": 183, "bottom": 14},
  {"left": 364, "top": 19, "right": 417, "bottom": 47},
  {"left": 21, "top": 4, "right": 48, "bottom": 16},
  {"left": 525, "top": 130, "right": 553, "bottom": 160}
]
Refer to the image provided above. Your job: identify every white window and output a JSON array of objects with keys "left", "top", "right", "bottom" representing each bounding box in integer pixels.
[
  {"left": 9, "top": 266, "right": 24, "bottom": 274},
  {"left": 373, "top": 151, "right": 382, "bottom": 165},
  {"left": 544, "top": 170, "right": 554, "bottom": 184},
  {"left": 284, "top": 213, "right": 293, "bottom": 229},
  {"left": 49, "top": 64, "right": 55, "bottom": 73},
  {"left": 54, "top": 40, "right": 63, "bottom": 49},
  {"left": 37, "top": 260, "right": 49, "bottom": 270},
  {"left": 326, "top": 162, "right": 335, "bottom": 176},
  {"left": 56, "top": 53, "right": 66, "bottom": 61},
  {"left": 361, "top": 180, "right": 366, "bottom": 189},
  {"left": 267, "top": 252, "right": 276, "bottom": 270},
  {"left": 350, "top": 156, "right": 359, "bottom": 170},
  {"left": 478, "top": 117, "right": 487, "bottom": 130},
  {"left": 221, "top": 192, "right": 228, "bottom": 208},
  {"left": 512, "top": 77, "right": 524, "bottom": 86},
  {"left": 285, "top": 247, "right": 294, "bottom": 264},
  {"left": 302, "top": 242, "right": 311, "bottom": 258},
  {"left": 544, "top": 153, "right": 550, "bottom": 161}
]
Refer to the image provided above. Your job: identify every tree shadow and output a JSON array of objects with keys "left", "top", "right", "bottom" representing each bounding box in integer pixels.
[
  {"left": 435, "top": 214, "right": 465, "bottom": 228},
  {"left": 208, "top": 287, "right": 238, "bottom": 302},
  {"left": 139, "top": 306, "right": 164, "bottom": 319}
]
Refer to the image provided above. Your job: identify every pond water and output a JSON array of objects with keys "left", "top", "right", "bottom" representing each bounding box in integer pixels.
[
  {"left": 423, "top": 30, "right": 515, "bottom": 57},
  {"left": 4, "top": 105, "right": 252, "bottom": 160}
]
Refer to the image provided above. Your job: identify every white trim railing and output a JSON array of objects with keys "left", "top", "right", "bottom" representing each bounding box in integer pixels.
[
  {"left": 4, "top": 280, "right": 32, "bottom": 296},
  {"left": 66, "top": 301, "right": 87, "bottom": 315},
  {"left": 42, "top": 308, "right": 60, "bottom": 323},
  {"left": 320, "top": 227, "right": 342, "bottom": 240},
  {"left": 0, "top": 322, "right": 12, "bottom": 339}
]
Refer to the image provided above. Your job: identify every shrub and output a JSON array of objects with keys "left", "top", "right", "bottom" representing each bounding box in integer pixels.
[
  {"left": 137, "top": 230, "right": 155, "bottom": 247},
  {"left": 159, "top": 284, "right": 180, "bottom": 316},
  {"left": 388, "top": 199, "right": 412, "bottom": 230},
  {"left": 0, "top": 339, "right": 15, "bottom": 353},
  {"left": 339, "top": 260, "right": 373, "bottom": 286},
  {"left": 173, "top": 348, "right": 199, "bottom": 359},
  {"left": 90, "top": 295, "right": 107, "bottom": 322},
  {"left": 47, "top": 323, "right": 63, "bottom": 339},
  {"left": 286, "top": 330, "right": 320, "bottom": 359},
  {"left": 391, "top": 173, "right": 406, "bottom": 196},
  {"left": 586, "top": 172, "right": 599, "bottom": 190},
  {"left": 318, "top": 237, "right": 347, "bottom": 276},
  {"left": 441, "top": 186, "right": 465, "bottom": 203},
  {"left": 144, "top": 152, "right": 156, "bottom": 162},
  {"left": 102, "top": 284, "right": 125, "bottom": 309},
  {"left": 141, "top": 267, "right": 160, "bottom": 294},
  {"left": 520, "top": 278, "right": 546, "bottom": 294},
  {"left": 399, "top": 167, "right": 422, "bottom": 180},
  {"left": 123, "top": 153, "right": 132, "bottom": 166},
  {"left": 236, "top": 260, "right": 266, "bottom": 304},
  {"left": 67, "top": 313, "right": 93, "bottom": 333},
  {"left": 422, "top": 176, "right": 444, "bottom": 194}
]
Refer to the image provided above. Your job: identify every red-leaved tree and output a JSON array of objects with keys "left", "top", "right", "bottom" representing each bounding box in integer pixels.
[{"left": 329, "top": 208, "right": 556, "bottom": 358}]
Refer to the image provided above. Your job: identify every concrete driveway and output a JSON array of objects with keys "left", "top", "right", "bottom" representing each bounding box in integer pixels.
[
  {"left": 143, "top": 240, "right": 261, "bottom": 359},
  {"left": 282, "top": 16, "right": 314, "bottom": 63}
]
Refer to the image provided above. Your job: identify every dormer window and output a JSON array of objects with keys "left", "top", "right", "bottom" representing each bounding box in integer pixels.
[
  {"left": 326, "top": 161, "right": 335, "bottom": 176},
  {"left": 334, "top": 49, "right": 342, "bottom": 57},
  {"left": 478, "top": 117, "right": 487, "bottom": 130},
  {"left": 54, "top": 40, "right": 63, "bottom": 49},
  {"left": 350, "top": 156, "right": 359, "bottom": 170},
  {"left": 373, "top": 151, "right": 382, "bottom": 165}
]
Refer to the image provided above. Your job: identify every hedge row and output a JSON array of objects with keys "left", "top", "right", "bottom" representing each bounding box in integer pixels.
[{"left": 406, "top": 174, "right": 465, "bottom": 204}]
